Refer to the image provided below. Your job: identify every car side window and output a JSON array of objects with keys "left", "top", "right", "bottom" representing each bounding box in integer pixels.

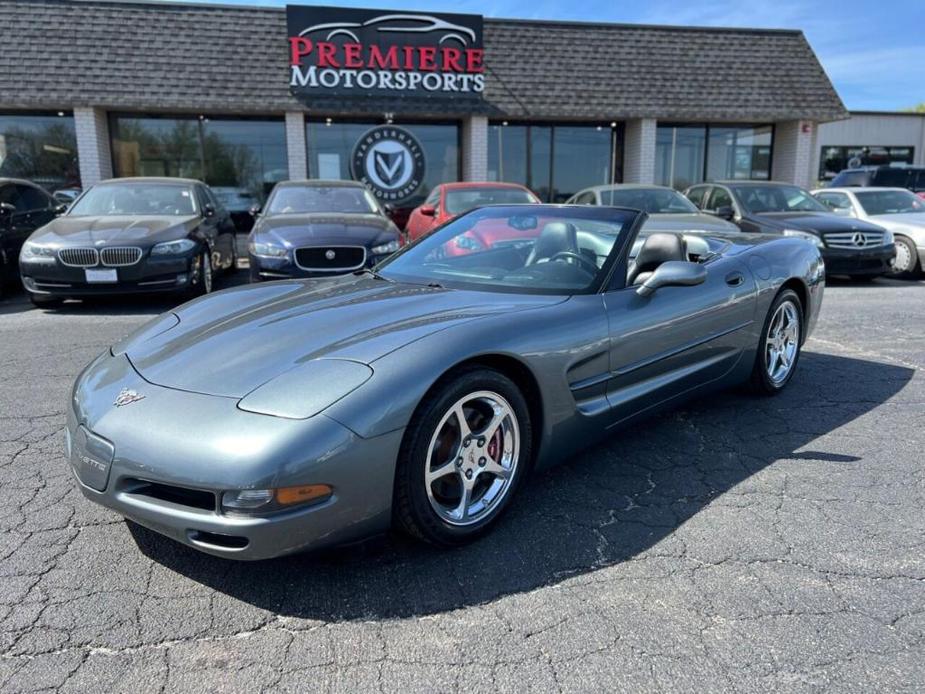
[
  {"left": 194, "top": 186, "right": 212, "bottom": 215},
  {"left": 874, "top": 169, "right": 911, "bottom": 188},
  {"left": 424, "top": 188, "right": 440, "bottom": 206},
  {"left": 707, "top": 187, "right": 732, "bottom": 211},
  {"left": 0, "top": 184, "right": 21, "bottom": 209},
  {"left": 573, "top": 191, "right": 596, "bottom": 205},
  {"left": 914, "top": 170, "right": 925, "bottom": 192},
  {"left": 686, "top": 187, "right": 707, "bottom": 208},
  {"left": 816, "top": 192, "right": 854, "bottom": 215},
  {"left": 16, "top": 184, "right": 52, "bottom": 212}
]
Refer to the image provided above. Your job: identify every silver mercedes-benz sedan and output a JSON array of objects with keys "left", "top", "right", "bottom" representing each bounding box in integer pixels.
[{"left": 67, "top": 204, "right": 824, "bottom": 560}]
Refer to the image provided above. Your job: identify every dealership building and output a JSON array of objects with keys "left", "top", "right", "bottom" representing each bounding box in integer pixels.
[{"left": 1, "top": 0, "right": 854, "bottom": 213}]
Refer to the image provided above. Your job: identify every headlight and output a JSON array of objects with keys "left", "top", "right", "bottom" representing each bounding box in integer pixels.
[
  {"left": 150, "top": 239, "right": 196, "bottom": 256},
  {"left": 221, "top": 485, "right": 333, "bottom": 515},
  {"left": 248, "top": 240, "right": 289, "bottom": 258},
  {"left": 371, "top": 240, "right": 400, "bottom": 255},
  {"left": 782, "top": 229, "right": 824, "bottom": 248},
  {"left": 21, "top": 242, "right": 56, "bottom": 261}
]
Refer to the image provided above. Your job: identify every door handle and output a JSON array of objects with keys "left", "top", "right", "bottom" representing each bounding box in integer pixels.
[{"left": 725, "top": 272, "right": 745, "bottom": 287}]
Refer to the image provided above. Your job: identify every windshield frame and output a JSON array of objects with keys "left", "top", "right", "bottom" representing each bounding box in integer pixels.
[
  {"left": 66, "top": 182, "right": 199, "bottom": 217},
  {"left": 377, "top": 204, "right": 646, "bottom": 296},
  {"left": 264, "top": 184, "right": 381, "bottom": 216}
]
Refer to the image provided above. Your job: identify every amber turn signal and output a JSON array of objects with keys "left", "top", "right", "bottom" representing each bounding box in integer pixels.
[{"left": 275, "top": 484, "right": 333, "bottom": 506}]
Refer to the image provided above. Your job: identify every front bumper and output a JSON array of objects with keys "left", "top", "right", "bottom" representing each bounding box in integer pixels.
[
  {"left": 67, "top": 352, "right": 401, "bottom": 560},
  {"left": 20, "top": 255, "right": 198, "bottom": 297},
  {"left": 820, "top": 245, "right": 895, "bottom": 277}
]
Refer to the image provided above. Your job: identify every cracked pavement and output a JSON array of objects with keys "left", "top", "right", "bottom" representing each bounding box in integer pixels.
[{"left": 1, "top": 276, "right": 923, "bottom": 693}]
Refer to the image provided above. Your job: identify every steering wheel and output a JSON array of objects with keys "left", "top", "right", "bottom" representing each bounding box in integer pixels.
[{"left": 548, "top": 251, "right": 599, "bottom": 275}]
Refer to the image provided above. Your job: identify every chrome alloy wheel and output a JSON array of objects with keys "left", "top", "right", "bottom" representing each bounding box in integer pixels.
[
  {"left": 202, "top": 251, "right": 213, "bottom": 293},
  {"left": 765, "top": 300, "right": 800, "bottom": 385},
  {"left": 425, "top": 390, "right": 520, "bottom": 526}
]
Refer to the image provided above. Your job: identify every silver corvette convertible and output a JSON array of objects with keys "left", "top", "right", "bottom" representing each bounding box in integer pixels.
[{"left": 68, "top": 204, "right": 824, "bottom": 559}]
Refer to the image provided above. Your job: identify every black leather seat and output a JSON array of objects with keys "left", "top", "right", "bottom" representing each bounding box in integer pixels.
[
  {"left": 526, "top": 222, "right": 578, "bottom": 265},
  {"left": 626, "top": 233, "right": 687, "bottom": 285}
]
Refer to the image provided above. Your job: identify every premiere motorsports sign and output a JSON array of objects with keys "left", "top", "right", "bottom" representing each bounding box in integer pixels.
[{"left": 287, "top": 6, "right": 485, "bottom": 100}]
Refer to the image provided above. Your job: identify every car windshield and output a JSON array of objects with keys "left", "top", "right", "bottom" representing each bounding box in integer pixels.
[
  {"left": 266, "top": 186, "right": 378, "bottom": 215},
  {"left": 732, "top": 185, "right": 829, "bottom": 214},
  {"left": 598, "top": 188, "right": 698, "bottom": 214},
  {"left": 444, "top": 187, "right": 538, "bottom": 215},
  {"left": 378, "top": 205, "right": 639, "bottom": 295},
  {"left": 855, "top": 190, "right": 925, "bottom": 216},
  {"left": 68, "top": 183, "right": 196, "bottom": 216}
]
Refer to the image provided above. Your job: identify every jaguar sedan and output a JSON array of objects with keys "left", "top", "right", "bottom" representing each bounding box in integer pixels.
[
  {"left": 68, "top": 204, "right": 823, "bottom": 560},
  {"left": 247, "top": 180, "right": 402, "bottom": 282},
  {"left": 19, "top": 178, "right": 236, "bottom": 307}
]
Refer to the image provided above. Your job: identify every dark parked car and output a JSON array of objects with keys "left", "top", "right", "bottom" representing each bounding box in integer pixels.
[
  {"left": 19, "top": 177, "right": 236, "bottom": 307},
  {"left": 685, "top": 181, "right": 894, "bottom": 279},
  {"left": 247, "top": 180, "right": 402, "bottom": 282},
  {"left": 829, "top": 166, "right": 925, "bottom": 198},
  {"left": 1, "top": 178, "right": 64, "bottom": 294}
]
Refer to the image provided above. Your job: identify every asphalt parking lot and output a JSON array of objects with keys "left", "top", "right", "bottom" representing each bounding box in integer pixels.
[{"left": 1, "top": 273, "right": 923, "bottom": 693}]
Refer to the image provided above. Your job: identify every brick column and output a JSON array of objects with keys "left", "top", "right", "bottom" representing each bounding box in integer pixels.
[
  {"left": 772, "top": 120, "right": 816, "bottom": 188},
  {"left": 623, "top": 118, "right": 657, "bottom": 184},
  {"left": 73, "top": 107, "right": 113, "bottom": 187},
  {"left": 285, "top": 111, "right": 308, "bottom": 180},
  {"left": 461, "top": 115, "right": 488, "bottom": 181}
]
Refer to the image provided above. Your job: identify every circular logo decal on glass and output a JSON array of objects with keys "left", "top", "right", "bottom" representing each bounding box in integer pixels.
[{"left": 351, "top": 126, "right": 426, "bottom": 203}]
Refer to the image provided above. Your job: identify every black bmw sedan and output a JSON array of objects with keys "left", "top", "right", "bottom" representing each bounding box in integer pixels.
[
  {"left": 19, "top": 178, "right": 236, "bottom": 306},
  {"left": 248, "top": 180, "right": 402, "bottom": 282},
  {"left": 685, "top": 181, "right": 894, "bottom": 279}
]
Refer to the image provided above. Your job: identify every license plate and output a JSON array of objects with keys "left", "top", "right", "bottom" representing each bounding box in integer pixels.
[{"left": 85, "top": 268, "right": 118, "bottom": 283}]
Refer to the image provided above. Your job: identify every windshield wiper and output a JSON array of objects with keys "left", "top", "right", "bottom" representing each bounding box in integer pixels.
[{"left": 353, "top": 268, "right": 394, "bottom": 282}]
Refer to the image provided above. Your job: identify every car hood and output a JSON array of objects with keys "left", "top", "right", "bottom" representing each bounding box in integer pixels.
[
  {"left": 119, "top": 276, "right": 564, "bottom": 398},
  {"left": 752, "top": 212, "right": 885, "bottom": 234},
  {"left": 28, "top": 215, "right": 197, "bottom": 246},
  {"left": 253, "top": 213, "right": 397, "bottom": 247},
  {"left": 642, "top": 213, "right": 738, "bottom": 233}
]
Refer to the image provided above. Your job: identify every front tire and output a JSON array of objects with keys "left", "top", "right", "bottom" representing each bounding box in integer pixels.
[
  {"left": 889, "top": 235, "right": 920, "bottom": 278},
  {"left": 190, "top": 249, "right": 213, "bottom": 297},
  {"left": 394, "top": 367, "right": 532, "bottom": 547},
  {"left": 749, "top": 289, "right": 803, "bottom": 395}
]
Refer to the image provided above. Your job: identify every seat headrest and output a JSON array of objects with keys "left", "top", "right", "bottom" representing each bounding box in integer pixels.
[
  {"left": 528, "top": 221, "right": 578, "bottom": 264},
  {"left": 627, "top": 233, "right": 687, "bottom": 284}
]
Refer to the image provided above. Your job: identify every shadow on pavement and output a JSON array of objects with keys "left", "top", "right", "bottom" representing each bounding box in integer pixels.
[{"left": 128, "top": 351, "right": 914, "bottom": 620}]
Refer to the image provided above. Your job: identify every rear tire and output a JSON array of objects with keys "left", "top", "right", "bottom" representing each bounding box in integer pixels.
[
  {"left": 749, "top": 289, "right": 803, "bottom": 396},
  {"left": 394, "top": 367, "right": 532, "bottom": 547}
]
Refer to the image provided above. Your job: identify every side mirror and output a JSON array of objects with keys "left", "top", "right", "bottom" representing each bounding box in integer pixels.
[
  {"left": 249, "top": 204, "right": 262, "bottom": 217},
  {"left": 203, "top": 204, "right": 216, "bottom": 218},
  {"left": 0, "top": 202, "right": 15, "bottom": 217},
  {"left": 636, "top": 261, "right": 707, "bottom": 297},
  {"left": 54, "top": 203, "right": 68, "bottom": 215},
  {"left": 713, "top": 205, "right": 735, "bottom": 221},
  {"left": 420, "top": 204, "right": 436, "bottom": 217},
  {"left": 383, "top": 203, "right": 395, "bottom": 214}
]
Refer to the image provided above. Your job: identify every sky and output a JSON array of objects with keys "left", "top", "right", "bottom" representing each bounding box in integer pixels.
[{"left": 187, "top": 0, "right": 924, "bottom": 111}]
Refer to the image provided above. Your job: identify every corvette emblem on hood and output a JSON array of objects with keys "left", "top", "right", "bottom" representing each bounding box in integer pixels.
[{"left": 114, "top": 388, "right": 145, "bottom": 407}]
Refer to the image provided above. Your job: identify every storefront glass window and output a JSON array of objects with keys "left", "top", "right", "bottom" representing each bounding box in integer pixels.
[
  {"left": 305, "top": 119, "right": 460, "bottom": 211},
  {"left": 818, "top": 145, "right": 915, "bottom": 181},
  {"left": 656, "top": 124, "right": 773, "bottom": 190},
  {"left": 488, "top": 122, "right": 620, "bottom": 202},
  {"left": 656, "top": 126, "right": 706, "bottom": 190},
  {"left": 110, "top": 115, "right": 288, "bottom": 203},
  {"left": 0, "top": 111, "right": 80, "bottom": 193},
  {"left": 706, "top": 126, "right": 772, "bottom": 181}
]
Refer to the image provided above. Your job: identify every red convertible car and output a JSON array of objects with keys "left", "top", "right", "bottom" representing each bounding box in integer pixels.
[{"left": 405, "top": 182, "right": 539, "bottom": 242}]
